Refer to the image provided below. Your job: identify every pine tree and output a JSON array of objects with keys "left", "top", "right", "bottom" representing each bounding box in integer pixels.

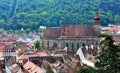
[{"left": 95, "top": 34, "right": 120, "bottom": 73}]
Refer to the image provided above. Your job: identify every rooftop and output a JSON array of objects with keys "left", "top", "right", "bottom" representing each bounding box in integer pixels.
[{"left": 44, "top": 24, "right": 96, "bottom": 39}]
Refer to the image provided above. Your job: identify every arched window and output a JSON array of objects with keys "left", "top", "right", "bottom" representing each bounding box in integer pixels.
[
  {"left": 66, "top": 43, "right": 68, "bottom": 47},
  {"left": 77, "top": 43, "right": 79, "bottom": 49},
  {"left": 82, "top": 43, "right": 85, "bottom": 47}
]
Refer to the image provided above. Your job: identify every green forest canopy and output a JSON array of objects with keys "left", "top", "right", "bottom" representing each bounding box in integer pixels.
[{"left": 0, "top": 0, "right": 120, "bottom": 30}]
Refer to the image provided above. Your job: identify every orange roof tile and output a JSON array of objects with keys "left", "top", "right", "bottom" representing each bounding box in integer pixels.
[
  {"left": 61, "top": 25, "right": 95, "bottom": 37},
  {"left": 0, "top": 42, "right": 6, "bottom": 51},
  {"left": 23, "top": 61, "right": 43, "bottom": 73},
  {"left": 54, "top": 50, "right": 66, "bottom": 54},
  {"left": 19, "top": 52, "right": 48, "bottom": 59},
  {"left": 44, "top": 28, "right": 61, "bottom": 38}
]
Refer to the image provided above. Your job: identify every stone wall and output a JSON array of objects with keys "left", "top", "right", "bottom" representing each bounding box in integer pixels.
[
  {"left": 60, "top": 38, "right": 100, "bottom": 51},
  {"left": 41, "top": 37, "right": 100, "bottom": 51},
  {"left": 40, "top": 39, "right": 61, "bottom": 49}
]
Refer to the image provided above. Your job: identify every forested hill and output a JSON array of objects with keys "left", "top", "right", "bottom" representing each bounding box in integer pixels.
[{"left": 0, "top": 0, "right": 120, "bottom": 30}]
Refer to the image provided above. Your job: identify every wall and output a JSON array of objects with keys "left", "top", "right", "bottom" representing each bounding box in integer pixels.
[{"left": 41, "top": 37, "right": 100, "bottom": 51}]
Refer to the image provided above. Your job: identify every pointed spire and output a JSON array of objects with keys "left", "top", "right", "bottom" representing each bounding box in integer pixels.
[
  {"left": 94, "top": 11, "right": 100, "bottom": 19},
  {"left": 94, "top": 11, "right": 100, "bottom": 24}
]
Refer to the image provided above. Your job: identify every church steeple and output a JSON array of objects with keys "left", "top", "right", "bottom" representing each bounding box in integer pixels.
[
  {"left": 94, "top": 12, "right": 100, "bottom": 24},
  {"left": 93, "top": 11, "right": 101, "bottom": 35}
]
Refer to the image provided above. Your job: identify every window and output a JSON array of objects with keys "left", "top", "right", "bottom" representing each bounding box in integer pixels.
[
  {"left": 91, "top": 39, "right": 93, "bottom": 44},
  {"left": 87, "top": 40, "right": 89, "bottom": 45},
  {"left": 66, "top": 43, "right": 68, "bottom": 47},
  {"left": 96, "top": 42, "right": 98, "bottom": 45},
  {"left": 47, "top": 41, "right": 49, "bottom": 48},
  {"left": 82, "top": 43, "right": 85, "bottom": 47},
  {"left": 77, "top": 43, "right": 79, "bottom": 49}
]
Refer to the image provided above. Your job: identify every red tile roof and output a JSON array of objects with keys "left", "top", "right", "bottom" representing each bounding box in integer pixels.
[
  {"left": 0, "top": 42, "right": 6, "bottom": 51},
  {"left": 54, "top": 50, "right": 66, "bottom": 54},
  {"left": 44, "top": 25, "right": 96, "bottom": 38},
  {"left": 93, "top": 47, "right": 98, "bottom": 56},
  {"left": 0, "top": 69, "right": 3, "bottom": 73},
  {"left": 60, "top": 25, "right": 95, "bottom": 37},
  {"left": 84, "top": 47, "right": 98, "bottom": 56},
  {"left": 26, "top": 43, "right": 35, "bottom": 49},
  {"left": 23, "top": 61, "right": 43, "bottom": 73},
  {"left": 44, "top": 28, "right": 61, "bottom": 38},
  {"left": 109, "top": 26, "right": 120, "bottom": 31},
  {"left": 87, "top": 47, "right": 93, "bottom": 55},
  {"left": 19, "top": 52, "right": 48, "bottom": 59},
  {"left": 81, "top": 47, "right": 87, "bottom": 56},
  {"left": 8, "top": 63, "right": 21, "bottom": 73}
]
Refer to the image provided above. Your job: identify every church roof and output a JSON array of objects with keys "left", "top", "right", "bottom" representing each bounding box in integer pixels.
[
  {"left": 60, "top": 25, "right": 95, "bottom": 37},
  {"left": 44, "top": 27, "right": 61, "bottom": 38},
  {"left": 44, "top": 24, "right": 96, "bottom": 38}
]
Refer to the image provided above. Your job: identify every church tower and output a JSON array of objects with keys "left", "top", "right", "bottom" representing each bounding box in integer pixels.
[
  {"left": 93, "top": 12, "right": 101, "bottom": 35},
  {"left": 94, "top": 12, "right": 100, "bottom": 24}
]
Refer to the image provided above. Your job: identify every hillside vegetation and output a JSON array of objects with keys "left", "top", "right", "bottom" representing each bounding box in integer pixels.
[{"left": 0, "top": 0, "right": 120, "bottom": 30}]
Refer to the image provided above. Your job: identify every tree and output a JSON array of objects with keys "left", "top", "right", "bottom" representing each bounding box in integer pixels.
[
  {"left": 77, "top": 65, "right": 96, "bottom": 73},
  {"left": 34, "top": 40, "right": 40, "bottom": 50},
  {"left": 1, "top": 0, "right": 120, "bottom": 30},
  {"left": 95, "top": 34, "right": 120, "bottom": 73},
  {"left": 46, "top": 66, "right": 54, "bottom": 73}
]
